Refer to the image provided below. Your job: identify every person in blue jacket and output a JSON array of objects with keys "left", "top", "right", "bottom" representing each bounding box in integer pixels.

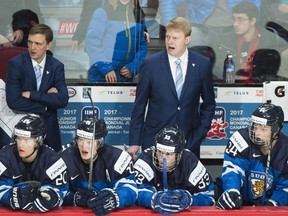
[
  {"left": 216, "top": 103, "right": 288, "bottom": 209},
  {"left": 86, "top": 0, "right": 147, "bottom": 82},
  {"left": 134, "top": 126, "right": 214, "bottom": 215},
  {"left": 61, "top": 118, "right": 137, "bottom": 215}
]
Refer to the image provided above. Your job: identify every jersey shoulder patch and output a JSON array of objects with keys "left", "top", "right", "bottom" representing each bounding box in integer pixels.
[
  {"left": 134, "top": 158, "right": 154, "bottom": 182},
  {"left": 230, "top": 131, "right": 249, "bottom": 153},
  {"left": 46, "top": 158, "right": 67, "bottom": 180},
  {"left": 114, "top": 150, "right": 132, "bottom": 174},
  {"left": 188, "top": 161, "right": 206, "bottom": 186},
  {"left": 0, "top": 161, "right": 7, "bottom": 176}
]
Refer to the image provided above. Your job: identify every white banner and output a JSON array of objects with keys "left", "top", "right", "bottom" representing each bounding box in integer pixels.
[
  {"left": 0, "top": 80, "right": 26, "bottom": 137},
  {"left": 263, "top": 81, "right": 288, "bottom": 121}
]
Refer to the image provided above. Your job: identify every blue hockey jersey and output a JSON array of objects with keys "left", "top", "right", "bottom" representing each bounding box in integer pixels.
[
  {"left": 60, "top": 144, "right": 137, "bottom": 208},
  {"left": 0, "top": 144, "right": 68, "bottom": 207},
  {"left": 220, "top": 128, "right": 288, "bottom": 206},
  {"left": 134, "top": 147, "right": 214, "bottom": 208}
]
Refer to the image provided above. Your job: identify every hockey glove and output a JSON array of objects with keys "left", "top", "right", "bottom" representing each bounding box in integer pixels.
[
  {"left": 88, "top": 188, "right": 120, "bottom": 216},
  {"left": 33, "top": 189, "right": 59, "bottom": 212},
  {"left": 73, "top": 188, "right": 97, "bottom": 207},
  {"left": 151, "top": 189, "right": 193, "bottom": 214},
  {"left": 216, "top": 189, "right": 242, "bottom": 209},
  {"left": 254, "top": 199, "right": 278, "bottom": 206},
  {"left": 264, "top": 199, "right": 278, "bottom": 206},
  {"left": 10, "top": 184, "right": 38, "bottom": 210}
]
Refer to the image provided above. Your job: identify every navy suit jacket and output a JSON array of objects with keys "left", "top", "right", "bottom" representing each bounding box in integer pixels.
[
  {"left": 129, "top": 49, "right": 216, "bottom": 158},
  {"left": 6, "top": 51, "right": 69, "bottom": 151}
]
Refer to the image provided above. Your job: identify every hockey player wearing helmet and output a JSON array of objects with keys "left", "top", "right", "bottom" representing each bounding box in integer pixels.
[
  {"left": 60, "top": 118, "right": 137, "bottom": 215},
  {"left": 134, "top": 126, "right": 214, "bottom": 215},
  {"left": 152, "top": 126, "right": 186, "bottom": 173},
  {"left": 0, "top": 115, "right": 68, "bottom": 212},
  {"left": 216, "top": 103, "right": 288, "bottom": 209},
  {"left": 14, "top": 114, "right": 46, "bottom": 161},
  {"left": 75, "top": 118, "right": 108, "bottom": 163},
  {"left": 249, "top": 103, "right": 284, "bottom": 154}
]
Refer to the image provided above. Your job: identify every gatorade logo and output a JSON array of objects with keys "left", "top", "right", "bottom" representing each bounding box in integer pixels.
[{"left": 275, "top": 86, "right": 285, "bottom": 97}]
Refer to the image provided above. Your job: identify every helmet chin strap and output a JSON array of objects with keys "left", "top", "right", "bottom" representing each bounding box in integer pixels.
[
  {"left": 269, "top": 133, "right": 278, "bottom": 149},
  {"left": 261, "top": 132, "right": 278, "bottom": 155},
  {"left": 268, "top": 128, "right": 279, "bottom": 149}
]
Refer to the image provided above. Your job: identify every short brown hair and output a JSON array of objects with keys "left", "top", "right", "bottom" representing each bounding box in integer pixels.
[
  {"left": 166, "top": 17, "right": 192, "bottom": 37},
  {"left": 29, "top": 24, "right": 53, "bottom": 43},
  {"left": 232, "top": 1, "right": 258, "bottom": 19}
]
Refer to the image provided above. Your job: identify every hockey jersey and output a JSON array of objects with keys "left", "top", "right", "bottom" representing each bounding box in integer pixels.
[
  {"left": 60, "top": 144, "right": 137, "bottom": 208},
  {"left": 220, "top": 128, "right": 288, "bottom": 206},
  {"left": 134, "top": 147, "right": 215, "bottom": 208},
  {"left": 0, "top": 143, "right": 68, "bottom": 207}
]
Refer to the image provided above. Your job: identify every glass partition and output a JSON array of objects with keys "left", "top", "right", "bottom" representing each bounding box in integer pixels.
[{"left": 1, "top": 0, "right": 288, "bottom": 83}]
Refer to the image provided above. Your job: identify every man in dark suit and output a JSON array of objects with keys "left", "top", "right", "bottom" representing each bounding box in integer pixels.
[
  {"left": 6, "top": 24, "right": 68, "bottom": 152},
  {"left": 128, "top": 17, "right": 216, "bottom": 159}
]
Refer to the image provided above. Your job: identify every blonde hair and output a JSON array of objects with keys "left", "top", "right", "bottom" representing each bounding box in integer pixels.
[{"left": 166, "top": 17, "right": 192, "bottom": 37}]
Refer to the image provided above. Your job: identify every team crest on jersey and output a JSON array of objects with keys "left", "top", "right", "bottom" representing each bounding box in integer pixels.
[{"left": 249, "top": 171, "right": 273, "bottom": 199}]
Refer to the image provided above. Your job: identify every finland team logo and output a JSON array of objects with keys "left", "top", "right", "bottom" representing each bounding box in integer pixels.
[{"left": 249, "top": 171, "right": 273, "bottom": 199}]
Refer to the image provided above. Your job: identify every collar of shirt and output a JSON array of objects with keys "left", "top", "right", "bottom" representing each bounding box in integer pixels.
[
  {"left": 31, "top": 55, "right": 47, "bottom": 76},
  {"left": 168, "top": 49, "right": 189, "bottom": 83}
]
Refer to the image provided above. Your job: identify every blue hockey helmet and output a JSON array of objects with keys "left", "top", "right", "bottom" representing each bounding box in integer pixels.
[
  {"left": 75, "top": 118, "right": 107, "bottom": 150},
  {"left": 76, "top": 118, "right": 107, "bottom": 139},
  {"left": 13, "top": 114, "right": 46, "bottom": 145},
  {"left": 249, "top": 103, "right": 284, "bottom": 147},
  {"left": 153, "top": 126, "right": 186, "bottom": 172}
]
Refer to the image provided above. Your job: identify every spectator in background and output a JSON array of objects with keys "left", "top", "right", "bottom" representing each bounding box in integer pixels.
[
  {"left": 260, "top": 0, "right": 288, "bottom": 80},
  {"left": 160, "top": 0, "right": 217, "bottom": 27},
  {"left": 261, "top": 0, "right": 288, "bottom": 27},
  {"left": 0, "top": 34, "right": 13, "bottom": 47},
  {"left": 0, "top": 115, "right": 68, "bottom": 212},
  {"left": 72, "top": 0, "right": 104, "bottom": 52},
  {"left": 261, "top": 0, "right": 288, "bottom": 43},
  {"left": 85, "top": 0, "right": 147, "bottom": 82},
  {"left": 61, "top": 118, "right": 137, "bottom": 215},
  {"left": 160, "top": 0, "right": 261, "bottom": 28},
  {"left": 73, "top": 0, "right": 149, "bottom": 52},
  {"left": 159, "top": 0, "right": 263, "bottom": 80},
  {"left": 158, "top": 0, "right": 217, "bottom": 41},
  {"left": 205, "top": 0, "right": 262, "bottom": 31},
  {"left": 0, "top": 0, "right": 43, "bottom": 45},
  {"left": 5, "top": 24, "right": 69, "bottom": 152},
  {"left": 226, "top": 0, "right": 262, "bottom": 16},
  {"left": 128, "top": 17, "right": 215, "bottom": 159},
  {"left": 214, "top": 1, "right": 286, "bottom": 83},
  {"left": 216, "top": 103, "right": 288, "bottom": 209},
  {"left": 11, "top": 9, "right": 39, "bottom": 48},
  {"left": 134, "top": 126, "right": 214, "bottom": 214}
]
